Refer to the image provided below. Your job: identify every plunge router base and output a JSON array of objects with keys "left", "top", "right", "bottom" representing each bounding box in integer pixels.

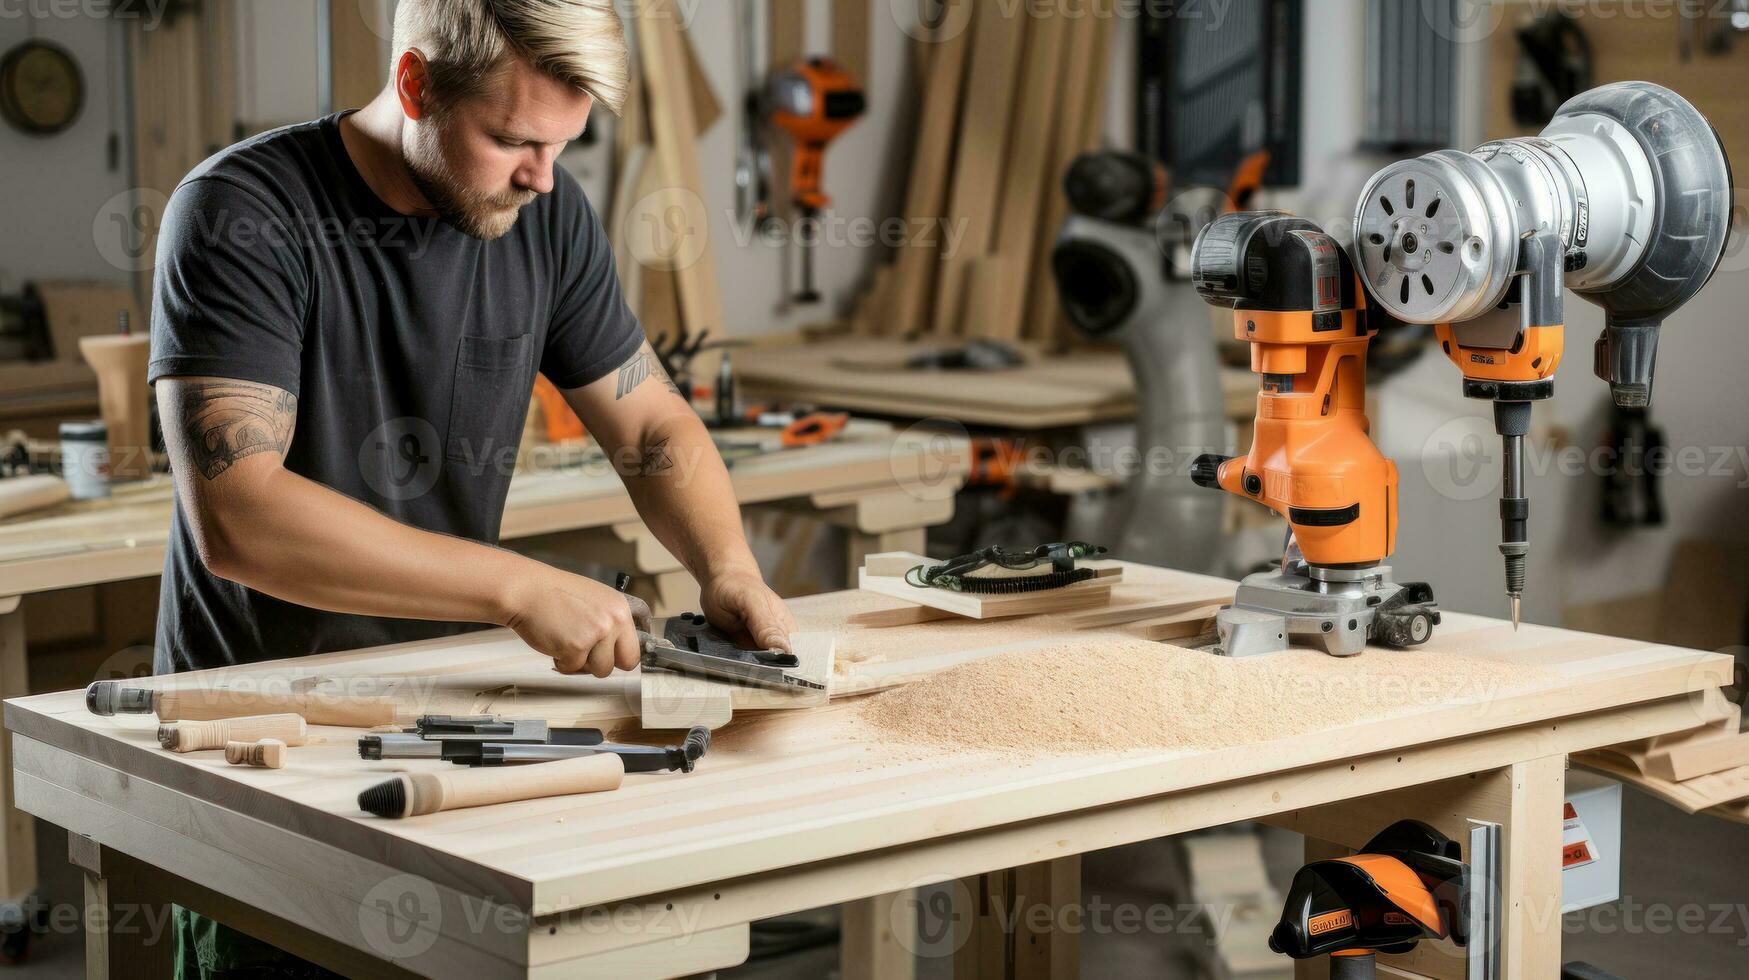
[{"left": 1212, "top": 563, "right": 1439, "bottom": 658}]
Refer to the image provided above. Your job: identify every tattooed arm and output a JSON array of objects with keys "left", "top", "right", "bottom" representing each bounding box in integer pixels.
[
  {"left": 564, "top": 344, "right": 795, "bottom": 650},
  {"left": 155, "top": 377, "right": 648, "bottom": 676}
]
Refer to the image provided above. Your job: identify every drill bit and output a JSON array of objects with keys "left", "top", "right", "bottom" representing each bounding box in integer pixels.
[{"left": 1495, "top": 402, "right": 1531, "bottom": 632}]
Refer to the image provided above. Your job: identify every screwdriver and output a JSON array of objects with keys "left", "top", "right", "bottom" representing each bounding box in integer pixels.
[{"left": 1494, "top": 402, "right": 1531, "bottom": 630}]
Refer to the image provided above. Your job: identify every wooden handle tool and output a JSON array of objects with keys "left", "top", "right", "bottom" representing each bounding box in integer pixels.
[
  {"left": 88, "top": 680, "right": 401, "bottom": 727},
  {"left": 225, "top": 739, "right": 287, "bottom": 769},
  {"left": 0, "top": 475, "right": 71, "bottom": 519},
  {"left": 159, "top": 714, "right": 307, "bottom": 753},
  {"left": 358, "top": 753, "right": 625, "bottom": 818}
]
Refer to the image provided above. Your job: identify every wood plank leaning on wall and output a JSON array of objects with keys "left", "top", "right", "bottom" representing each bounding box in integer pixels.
[
  {"left": 329, "top": 0, "right": 391, "bottom": 111},
  {"left": 128, "top": 0, "right": 240, "bottom": 303}
]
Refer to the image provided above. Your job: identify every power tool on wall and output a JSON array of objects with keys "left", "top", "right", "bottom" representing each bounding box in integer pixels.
[
  {"left": 1190, "top": 211, "right": 1441, "bottom": 657},
  {"left": 768, "top": 58, "right": 866, "bottom": 304},
  {"left": 1353, "top": 80, "right": 1732, "bottom": 627}
]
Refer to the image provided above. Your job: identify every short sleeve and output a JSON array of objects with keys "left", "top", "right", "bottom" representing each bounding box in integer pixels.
[
  {"left": 148, "top": 177, "right": 309, "bottom": 395},
  {"left": 541, "top": 187, "right": 643, "bottom": 390}
]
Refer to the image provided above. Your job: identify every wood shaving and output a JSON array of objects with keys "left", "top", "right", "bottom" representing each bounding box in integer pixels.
[{"left": 854, "top": 633, "right": 1561, "bottom": 756}]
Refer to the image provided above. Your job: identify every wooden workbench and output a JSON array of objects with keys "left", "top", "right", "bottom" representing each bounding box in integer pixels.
[
  {"left": 3, "top": 566, "right": 1732, "bottom": 979},
  {"left": 0, "top": 421, "right": 970, "bottom": 927},
  {"left": 733, "top": 337, "right": 1257, "bottom": 429}
]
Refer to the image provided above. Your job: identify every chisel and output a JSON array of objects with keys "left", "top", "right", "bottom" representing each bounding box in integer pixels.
[
  {"left": 357, "top": 753, "right": 625, "bottom": 818},
  {"left": 87, "top": 680, "right": 402, "bottom": 727}
]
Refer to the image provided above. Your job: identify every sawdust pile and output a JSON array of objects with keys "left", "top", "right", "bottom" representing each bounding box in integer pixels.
[{"left": 855, "top": 634, "right": 1560, "bottom": 756}]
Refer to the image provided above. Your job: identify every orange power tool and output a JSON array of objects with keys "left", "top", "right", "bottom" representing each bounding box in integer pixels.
[
  {"left": 1189, "top": 212, "right": 1438, "bottom": 657},
  {"left": 1269, "top": 820, "right": 1473, "bottom": 979},
  {"left": 768, "top": 58, "right": 866, "bottom": 303}
]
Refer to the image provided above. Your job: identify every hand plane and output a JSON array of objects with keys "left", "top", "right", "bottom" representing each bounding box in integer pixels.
[{"left": 639, "top": 613, "right": 822, "bottom": 693}]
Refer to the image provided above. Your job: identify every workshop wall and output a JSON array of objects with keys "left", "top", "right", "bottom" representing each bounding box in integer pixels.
[{"left": 0, "top": 9, "right": 132, "bottom": 288}]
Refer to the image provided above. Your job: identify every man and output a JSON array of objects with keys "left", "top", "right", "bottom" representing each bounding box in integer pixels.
[{"left": 150, "top": 1, "right": 792, "bottom": 974}]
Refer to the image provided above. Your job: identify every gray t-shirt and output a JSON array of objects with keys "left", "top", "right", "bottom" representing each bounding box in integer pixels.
[{"left": 148, "top": 112, "right": 641, "bottom": 672}]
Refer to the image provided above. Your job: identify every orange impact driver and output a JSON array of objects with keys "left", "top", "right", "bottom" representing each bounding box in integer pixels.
[
  {"left": 768, "top": 58, "right": 866, "bottom": 304},
  {"left": 1190, "top": 212, "right": 1438, "bottom": 658}
]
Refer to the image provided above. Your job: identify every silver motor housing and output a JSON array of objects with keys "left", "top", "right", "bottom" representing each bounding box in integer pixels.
[{"left": 1353, "top": 81, "right": 1732, "bottom": 406}]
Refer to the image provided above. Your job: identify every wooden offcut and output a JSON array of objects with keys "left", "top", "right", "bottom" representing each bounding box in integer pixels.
[{"left": 857, "top": 551, "right": 1122, "bottom": 620}]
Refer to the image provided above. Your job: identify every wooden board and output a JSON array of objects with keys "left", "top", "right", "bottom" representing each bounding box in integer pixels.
[
  {"left": 888, "top": 3, "right": 975, "bottom": 337},
  {"left": 931, "top": 2, "right": 1029, "bottom": 336},
  {"left": 831, "top": 0, "right": 873, "bottom": 90},
  {"left": 734, "top": 337, "right": 1257, "bottom": 428},
  {"left": 329, "top": 0, "right": 388, "bottom": 111},
  {"left": 857, "top": 552, "right": 1122, "bottom": 620},
  {"left": 1485, "top": 1, "right": 1749, "bottom": 204},
  {"left": 640, "top": 632, "right": 834, "bottom": 729},
  {"left": 1023, "top": 9, "right": 1109, "bottom": 345},
  {"left": 33, "top": 282, "right": 145, "bottom": 367},
  {"left": 983, "top": 10, "right": 1071, "bottom": 342},
  {"left": 4, "top": 574, "right": 1732, "bottom": 929},
  {"left": 634, "top": 3, "right": 726, "bottom": 336}
]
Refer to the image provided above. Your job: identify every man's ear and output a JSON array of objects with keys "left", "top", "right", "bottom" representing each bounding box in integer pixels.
[{"left": 395, "top": 49, "right": 431, "bottom": 120}]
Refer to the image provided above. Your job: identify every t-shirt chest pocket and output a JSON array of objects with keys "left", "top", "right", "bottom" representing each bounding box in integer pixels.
[{"left": 445, "top": 333, "right": 536, "bottom": 466}]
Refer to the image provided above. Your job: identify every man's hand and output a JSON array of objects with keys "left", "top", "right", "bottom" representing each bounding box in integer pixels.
[
  {"left": 502, "top": 567, "right": 645, "bottom": 677},
  {"left": 700, "top": 566, "right": 795, "bottom": 652}
]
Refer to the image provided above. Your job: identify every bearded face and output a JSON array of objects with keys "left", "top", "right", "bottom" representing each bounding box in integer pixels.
[{"left": 400, "top": 56, "right": 594, "bottom": 241}]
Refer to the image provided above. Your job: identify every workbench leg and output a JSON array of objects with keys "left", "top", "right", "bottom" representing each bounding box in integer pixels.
[
  {"left": 841, "top": 890, "right": 917, "bottom": 980},
  {"left": 69, "top": 836, "right": 176, "bottom": 980},
  {"left": 0, "top": 597, "right": 36, "bottom": 908},
  {"left": 1279, "top": 756, "right": 1568, "bottom": 980},
  {"left": 1502, "top": 754, "right": 1565, "bottom": 979},
  {"left": 953, "top": 856, "right": 1079, "bottom": 980},
  {"left": 847, "top": 528, "right": 927, "bottom": 585}
]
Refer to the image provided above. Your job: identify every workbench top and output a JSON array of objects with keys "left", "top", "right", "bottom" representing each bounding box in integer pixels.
[{"left": 4, "top": 565, "right": 1731, "bottom": 922}]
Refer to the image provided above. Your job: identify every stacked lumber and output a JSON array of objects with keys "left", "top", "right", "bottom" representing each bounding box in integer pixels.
[
  {"left": 858, "top": 0, "right": 1114, "bottom": 348},
  {"left": 1577, "top": 688, "right": 1749, "bottom": 824}
]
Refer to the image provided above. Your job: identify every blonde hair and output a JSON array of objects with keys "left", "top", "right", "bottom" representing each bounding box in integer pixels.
[{"left": 393, "top": 0, "right": 629, "bottom": 116}]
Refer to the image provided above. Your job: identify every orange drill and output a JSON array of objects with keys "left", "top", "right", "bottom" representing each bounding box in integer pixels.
[
  {"left": 1190, "top": 212, "right": 1438, "bottom": 657},
  {"left": 768, "top": 58, "right": 866, "bottom": 303}
]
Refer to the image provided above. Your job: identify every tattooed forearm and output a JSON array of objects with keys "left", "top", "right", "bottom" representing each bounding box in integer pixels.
[
  {"left": 176, "top": 381, "right": 297, "bottom": 480},
  {"left": 630, "top": 437, "right": 674, "bottom": 478},
  {"left": 614, "top": 344, "right": 684, "bottom": 400}
]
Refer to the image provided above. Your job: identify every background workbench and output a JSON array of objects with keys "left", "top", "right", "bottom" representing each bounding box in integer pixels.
[
  {"left": 0, "top": 420, "right": 969, "bottom": 933},
  {"left": 3, "top": 565, "right": 1732, "bottom": 979},
  {"left": 733, "top": 336, "right": 1257, "bottom": 430}
]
